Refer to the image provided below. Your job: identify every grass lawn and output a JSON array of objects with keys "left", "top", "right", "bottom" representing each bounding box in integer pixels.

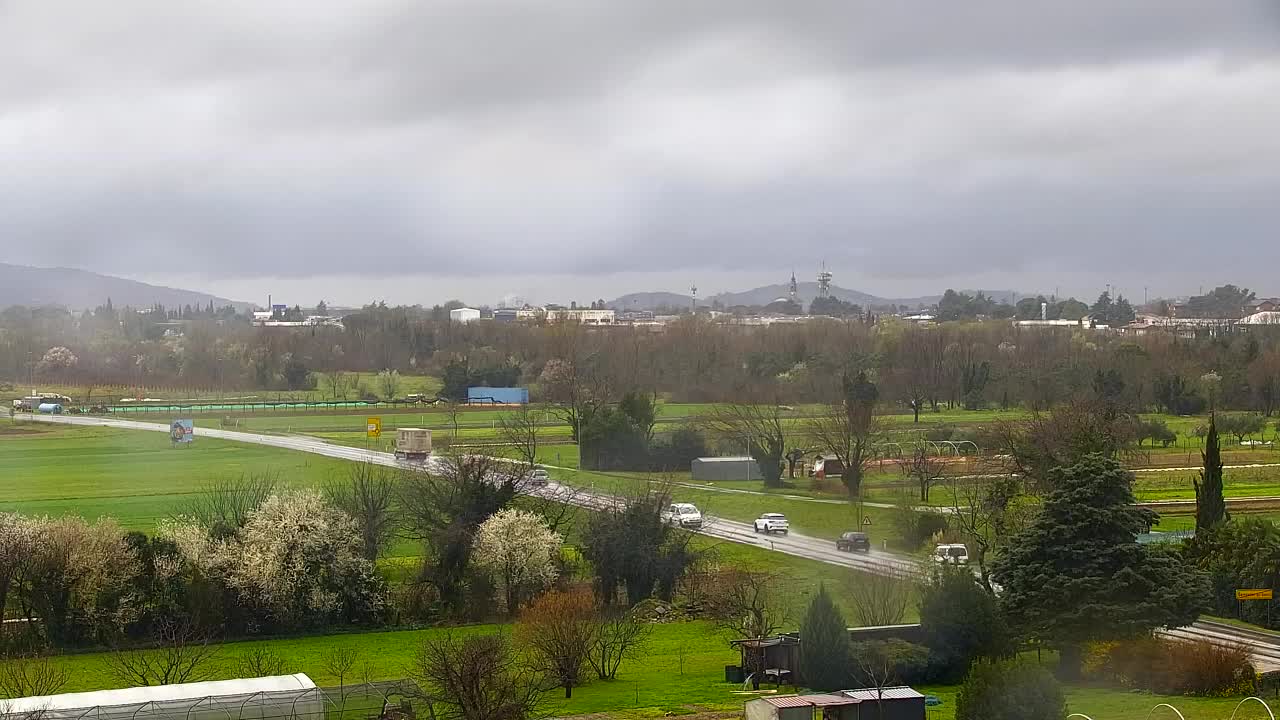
[
  {"left": 26, "top": 621, "right": 746, "bottom": 716},
  {"left": 0, "top": 420, "right": 352, "bottom": 532},
  {"left": 33, "top": 621, "right": 1278, "bottom": 719}
]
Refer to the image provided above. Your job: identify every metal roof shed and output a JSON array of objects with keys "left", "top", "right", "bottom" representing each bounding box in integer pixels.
[
  {"left": 2, "top": 674, "right": 324, "bottom": 720},
  {"left": 841, "top": 686, "right": 926, "bottom": 720},
  {"left": 691, "top": 456, "right": 763, "bottom": 481}
]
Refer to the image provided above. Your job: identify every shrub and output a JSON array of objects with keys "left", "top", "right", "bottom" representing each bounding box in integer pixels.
[
  {"left": 920, "top": 568, "right": 1009, "bottom": 681},
  {"left": 956, "top": 660, "right": 1066, "bottom": 720},
  {"left": 1099, "top": 637, "right": 1255, "bottom": 696},
  {"left": 850, "top": 639, "right": 932, "bottom": 686}
]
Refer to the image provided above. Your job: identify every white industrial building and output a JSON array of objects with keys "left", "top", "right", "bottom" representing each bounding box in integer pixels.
[
  {"left": 449, "top": 307, "right": 481, "bottom": 324},
  {"left": 2, "top": 675, "right": 324, "bottom": 720}
]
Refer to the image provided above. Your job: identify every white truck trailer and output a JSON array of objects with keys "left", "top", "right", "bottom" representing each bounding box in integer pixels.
[{"left": 394, "top": 428, "right": 433, "bottom": 461}]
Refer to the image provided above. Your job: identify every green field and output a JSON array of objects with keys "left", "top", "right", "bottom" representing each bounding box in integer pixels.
[{"left": 0, "top": 421, "right": 352, "bottom": 531}]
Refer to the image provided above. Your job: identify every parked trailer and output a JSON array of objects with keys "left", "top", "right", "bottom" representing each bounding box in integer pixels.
[
  {"left": 37, "top": 403, "right": 64, "bottom": 414},
  {"left": 394, "top": 428, "right": 433, "bottom": 461}
]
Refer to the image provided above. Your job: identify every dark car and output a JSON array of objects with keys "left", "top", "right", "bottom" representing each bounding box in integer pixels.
[{"left": 837, "top": 531, "right": 871, "bottom": 553}]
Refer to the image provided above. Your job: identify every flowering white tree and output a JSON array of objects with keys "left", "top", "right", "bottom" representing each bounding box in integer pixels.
[
  {"left": 162, "top": 489, "right": 384, "bottom": 631},
  {"left": 36, "top": 346, "right": 78, "bottom": 382},
  {"left": 473, "top": 509, "right": 562, "bottom": 614},
  {"left": 24, "top": 516, "right": 139, "bottom": 645},
  {"left": 225, "top": 489, "right": 383, "bottom": 628}
]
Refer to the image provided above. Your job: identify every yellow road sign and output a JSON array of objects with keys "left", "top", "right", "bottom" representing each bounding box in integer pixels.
[
  {"left": 1236, "top": 589, "right": 1273, "bottom": 601},
  {"left": 366, "top": 417, "right": 382, "bottom": 439}
]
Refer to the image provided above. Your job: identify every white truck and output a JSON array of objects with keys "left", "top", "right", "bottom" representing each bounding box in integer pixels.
[{"left": 394, "top": 428, "right": 433, "bottom": 461}]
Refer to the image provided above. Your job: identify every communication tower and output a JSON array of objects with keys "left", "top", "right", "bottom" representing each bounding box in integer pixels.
[
  {"left": 817, "top": 263, "right": 833, "bottom": 299},
  {"left": 789, "top": 271, "right": 798, "bottom": 303},
  {"left": 690, "top": 284, "right": 698, "bottom": 313}
]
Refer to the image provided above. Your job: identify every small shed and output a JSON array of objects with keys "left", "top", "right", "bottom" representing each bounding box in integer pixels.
[
  {"left": 745, "top": 694, "right": 861, "bottom": 720},
  {"left": 840, "top": 687, "right": 926, "bottom": 720},
  {"left": 691, "top": 456, "right": 763, "bottom": 481},
  {"left": 744, "top": 687, "right": 926, "bottom": 720},
  {"left": 730, "top": 635, "right": 801, "bottom": 687}
]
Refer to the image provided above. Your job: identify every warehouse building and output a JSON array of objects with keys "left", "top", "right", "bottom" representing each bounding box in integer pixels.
[
  {"left": 449, "top": 307, "right": 481, "bottom": 323},
  {"left": 691, "top": 456, "right": 763, "bottom": 481}
]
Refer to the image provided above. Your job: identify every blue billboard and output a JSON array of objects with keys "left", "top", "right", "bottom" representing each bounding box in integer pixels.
[{"left": 466, "top": 387, "right": 529, "bottom": 404}]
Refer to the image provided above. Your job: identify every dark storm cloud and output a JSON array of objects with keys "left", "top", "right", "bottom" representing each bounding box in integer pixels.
[{"left": 2, "top": 0, "right": 1279, "bottom": 296}]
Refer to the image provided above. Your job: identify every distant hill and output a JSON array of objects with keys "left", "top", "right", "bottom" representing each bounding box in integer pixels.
[
  {"left": 0, "top": 263, "right": 249, "bottom": 312},
  {"left": 609, "top": 283, "right": 1019, "bottom": 312}
]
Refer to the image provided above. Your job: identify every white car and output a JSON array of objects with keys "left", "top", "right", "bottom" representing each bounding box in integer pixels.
[
  {"left": 528, "top": 468, "right": 550, "bottom": 486},
  {"left": 754, "top": 513, "right": 790, "bottom": 535},
  {"left": 934, "top": 543, "right": 970, "bottom": 565},
  {"left": 662, "top": 503, "right": 703, "bottom": 529}
]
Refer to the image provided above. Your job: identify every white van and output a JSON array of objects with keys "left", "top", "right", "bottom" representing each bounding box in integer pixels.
[{"left": 934, "top": 543, "right": 970, "bottom": 565}]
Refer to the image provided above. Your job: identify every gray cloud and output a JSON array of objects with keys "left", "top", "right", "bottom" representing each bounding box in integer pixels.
[{"left": 2, "top": 1, "right": 1279, "bottom": 303}]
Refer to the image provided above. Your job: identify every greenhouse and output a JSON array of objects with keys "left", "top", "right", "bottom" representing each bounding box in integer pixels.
[{"left": 0, "top": 675, "right": 423, "bottom": 720}]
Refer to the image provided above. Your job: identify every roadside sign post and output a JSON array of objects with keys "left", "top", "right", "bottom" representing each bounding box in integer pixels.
[
  {"left": 366, "top": 416, "right": 382, "bottom": 451},
  {"left": 1236, "top": 589, "right": 1273, "bottom": 626}
]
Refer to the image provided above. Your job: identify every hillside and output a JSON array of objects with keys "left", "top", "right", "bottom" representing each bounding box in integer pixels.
[
  {"left": 0, "top": 263, "right": 248, "bottom": 311},
  {"left": 610, "top": 283, "right": 1021, "bottom": 311}
]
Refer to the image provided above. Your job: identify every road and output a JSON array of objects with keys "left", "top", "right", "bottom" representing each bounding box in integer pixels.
[
  {"left": 26, "top": 413, "right": 1280, "bottom": 667},
  {"left": 26, "top": 414, "right": 922, "bottom": 578}
]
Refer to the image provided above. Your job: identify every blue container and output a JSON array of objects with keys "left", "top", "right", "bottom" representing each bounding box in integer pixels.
[{"left": 466, "top": 387, "right": 529, "bottom": 404}]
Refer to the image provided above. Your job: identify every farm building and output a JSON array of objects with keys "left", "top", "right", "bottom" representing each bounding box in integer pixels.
[
  {"left": 449, "top": 307, "right": 481, "bottom": 323},
  {"left": 691, "top": 456, "right": 763, "bottom": 481},
  {"left": 1, "top": 675, "right": 324, "bottom": 720},
  {"left": 466, "top": 386, "right": 529, "bottom": 404},
  {"left": 744, "top": 687, "right": 925, "bottom": 720}
]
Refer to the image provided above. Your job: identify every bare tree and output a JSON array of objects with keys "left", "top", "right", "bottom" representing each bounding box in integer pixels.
[
  {"left": 104, "top": 620, "right": 221, "bottom": 687},
  {"left": 705, "top": 568, "right": 793, "bottom": 639},
  {"left": 443, "top": 401, "right": 463, "bottom": 440},
  {"left": 945, "top": 474, "right": 1038, "bottom": 593},
  {"left": 411, "top": 632, "right": 545, "bottom": 720},
  {"left": 899, "top": 446, "right": 947, "bottom": 502},
  {"left": 516, "top": 589, "right": 599, "bottom": 698},
  {"left": 497, "top": 406, "right": 546, "bottom": 470},
  {"left": 587, "top": 605, "right": 651, "bottom": 680},
  {"left": 323, "top": 645, "right": 360, "bottom": 701},
  {"left": 377, "top": 369, "right": 401, "bottom": 400},
  {"left": 806, "top": 409, "right": 883, "bottom": 499},
  {"left": 0, "top": 655, "right": 69, "bottom": 698},
  {"left": 325, "top": 370, "right": 352, "bottom": 401},
  {"left": 847, "top": 573, "right": 915, "bottom": 627},
  {"left": 707, "top": 403, "right": 788, "bottom": 487},
  {"left": 234, "top": 647, "right": 290, "bottom": 678},
  {"left": 326, "top": 462, "right": 398, "bottom": 561},
  {"left": 179, "top": 472, "right": 278, "bottom": 539}
]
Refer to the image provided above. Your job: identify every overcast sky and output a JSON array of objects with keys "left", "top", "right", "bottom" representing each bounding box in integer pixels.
[{"left": 2, "top": 1, "right": 1278, "bottom": 307}]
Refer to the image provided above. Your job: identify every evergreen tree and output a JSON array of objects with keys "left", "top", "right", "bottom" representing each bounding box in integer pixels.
[
  {"left": 1194, "top": 415, "right": 1228, "bottom": 530},
  {"left": 798, "top": 584, "right": 850, "bottom": 691},
  {"left": 991, "top": 454, "right": 1208, "bottom": 678},
  {"left": 920, "top": 568, "right": 1008, "bottom": 680}
]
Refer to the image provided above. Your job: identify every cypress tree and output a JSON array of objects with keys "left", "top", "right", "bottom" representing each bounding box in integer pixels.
[
  {"left": 1194, "top": 415, "right": 1228, "bottom": 531},
  {"left": 799, "top": 584, "right": 850, "bottom": 691}
]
